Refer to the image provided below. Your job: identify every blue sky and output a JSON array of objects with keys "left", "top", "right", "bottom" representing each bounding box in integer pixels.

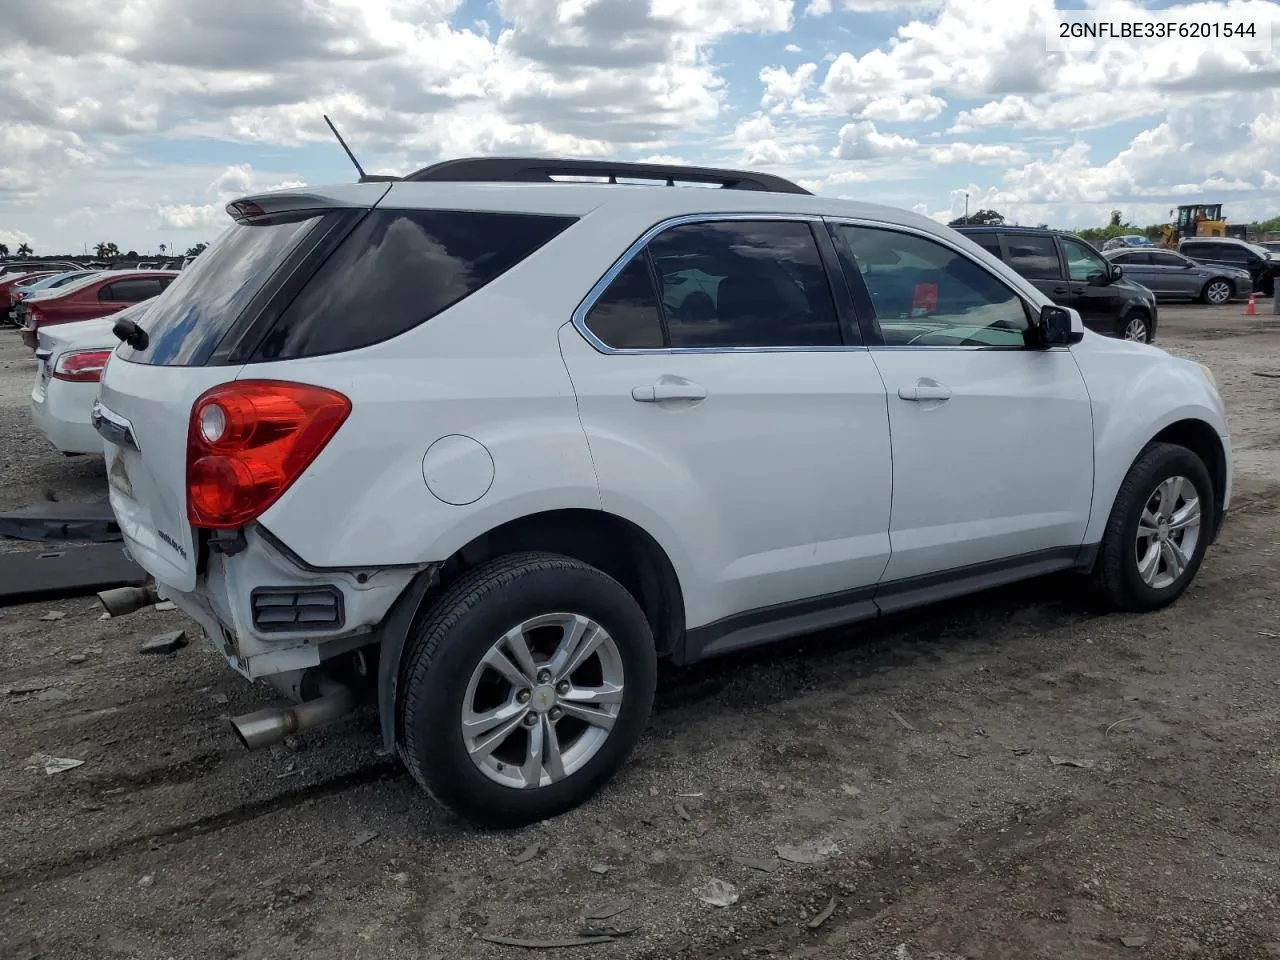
[{"left": 1, "top": 0, "right": 1278, "bottom": 254}]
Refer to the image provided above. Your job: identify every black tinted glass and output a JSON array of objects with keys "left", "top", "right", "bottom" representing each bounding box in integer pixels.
[
  {"left": 253, "top": 209, "right": 575, "bottom": 361},
  {"left": 1003, "top": 235, "right": 1061, "bottom": 280},
  {"left": 646, "top": 221, "right": 840, "bottom": 348},
  {"left": 583, "top": 257, "right": 664, "bottom": 349},
  {"left": 122, "top": 215, "right": 322, "bottom": 365},
  {"left": 968, "top": 233, "right": 1003, "bottom": 257},
  {"left": 101, "top": 278, "right": 163, "bottom": 302},
  {"left": 1150, "top": 252, "right": 1184, "bottom": 267}
]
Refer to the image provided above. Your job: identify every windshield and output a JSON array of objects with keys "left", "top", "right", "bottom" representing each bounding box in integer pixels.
[{"left": 118, "top": 214, "right": 323, "bottom": 366}]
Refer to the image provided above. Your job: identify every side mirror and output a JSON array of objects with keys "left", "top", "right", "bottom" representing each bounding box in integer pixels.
[
  {"left": 1109, "top": 264, "right": 1124, "bottom": 280},
  {"left": 1039, "top": 304, "right": 1084, "bottom": 347}
]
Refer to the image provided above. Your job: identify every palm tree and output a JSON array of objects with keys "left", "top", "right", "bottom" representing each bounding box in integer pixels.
[
  {"left": 159, "top": 243, "right": 167, "bottom": 256},
  {"left": 0, "top": 242, "right": 9, "bottom": 258},
  {"left": 16, "top": 242, "right": 32, "bottom": 257}
]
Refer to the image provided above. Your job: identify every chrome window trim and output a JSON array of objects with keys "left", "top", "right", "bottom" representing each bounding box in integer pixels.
[{"left": 569, "top": 212, "right": 866, "bottom": 356}]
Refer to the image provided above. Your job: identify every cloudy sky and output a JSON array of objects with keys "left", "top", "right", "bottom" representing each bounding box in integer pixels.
[{"left": 1, "top": 0, "right": 1278, "bottom": 255}]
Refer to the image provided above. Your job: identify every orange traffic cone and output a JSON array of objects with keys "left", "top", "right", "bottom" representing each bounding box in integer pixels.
[{"left": 1246, "top": 293, "right": 1258, "bottom": 316}]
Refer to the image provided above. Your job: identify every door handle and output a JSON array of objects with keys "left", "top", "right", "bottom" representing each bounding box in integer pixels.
[
  {"left": 898, "top": 379, "right": 952, "bottom": 402},
  {"left": 632, "top": 378, "right": 707, "bottom": 403},
  {"left": 1052, "top": 286, "right": 1069, "bottom": 295}
]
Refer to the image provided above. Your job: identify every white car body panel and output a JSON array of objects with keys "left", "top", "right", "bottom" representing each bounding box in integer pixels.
[
  {"left": 30, "top": 316, "right": 120, "bottom": 454},
  {"left": 90, "top": 179, "right": 1233, "bottom": 686}
]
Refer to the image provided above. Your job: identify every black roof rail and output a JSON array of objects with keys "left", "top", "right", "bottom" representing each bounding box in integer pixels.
[{"left": 402, "top": 157, "right": 812, "bottom": 195}]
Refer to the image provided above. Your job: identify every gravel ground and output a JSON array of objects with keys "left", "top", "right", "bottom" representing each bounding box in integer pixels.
[{"left": 2, "top": 305, "right": 1279, "bottom": 960}]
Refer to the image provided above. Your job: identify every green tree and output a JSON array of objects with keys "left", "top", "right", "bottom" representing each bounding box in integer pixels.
[
  {"left": 159, "top": 243, "right": 167, "bottom": 256},
  {"left": 185, "top": 242, "right": 208, "bottom": 258},
  {"left": 94, "top": 241, "right": 120, "bottom": 259},
  {"left": 0, "top": 242, "right": 9, "bottom": 257},
  {"left": 16, "top": 242, "right": 32, "bottom": 257},
  {"left": 948, "top": 208, "right": 1005, "bottom": 227},
  {"left": 125, "top": 250, "right": 139, "bottom": 259}
]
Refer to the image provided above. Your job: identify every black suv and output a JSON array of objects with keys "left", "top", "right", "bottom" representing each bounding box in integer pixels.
[
  {"left": 955, "top": 226, "right": 1159, "bottom": 342},
  {"left": 1178, "top": 237, "right": 1278, "bottom": 297}
]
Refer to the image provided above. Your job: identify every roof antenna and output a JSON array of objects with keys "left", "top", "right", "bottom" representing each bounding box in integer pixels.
[{"left": 323, "top": 114, "right": 397, "bottom": 183}]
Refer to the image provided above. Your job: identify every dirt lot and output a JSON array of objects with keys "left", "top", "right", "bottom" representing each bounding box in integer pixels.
[{"left": 2, "top": 305, "right": 1279, "bottom": 960}]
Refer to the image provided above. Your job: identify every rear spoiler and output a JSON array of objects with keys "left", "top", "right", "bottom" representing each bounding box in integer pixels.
[{"left": 225, "top": 183, "right": 393, "bottom": 224}]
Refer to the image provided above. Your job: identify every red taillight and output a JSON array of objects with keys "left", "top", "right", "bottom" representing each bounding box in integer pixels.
[
  {"left": 52, "top": 349, "right": 113, "bottom": 382},
  {"left": 186, "top": 380, "right": 351, "bottom": 529}
]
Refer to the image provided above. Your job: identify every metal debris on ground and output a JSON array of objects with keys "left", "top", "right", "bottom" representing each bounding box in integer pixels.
[
  {"left": 580, "top": 898, "right": 632, "bottom": 921},
  {"left": 735, "top": 856, "right": 779, "bottom": 873},
  {"left": 888, "top": 709, "right": 916, "bottom": 732},
  {"left": 694, "top": 878, "right": 738, "bottom": 908},
  {"left": 807, "top": 897, "right": 837, "bottom": 929},
  {"left": 39, "top": 611, "right": 65, "bottom": 621},
  {"left": 480, "top": 934, "right": 617, "bottom": 948},
  {"left": 1104, "top": 716, "right": 1142, "bottom": 738},
  {"left": 777, "top": 838, "right": 838, "bottom": 864},
  {"left": 34, "top": 755, "right": 85, "bottom": 775},
  {"left": 589, "top": 864, "right": 610, "bottom": 875},
  {"left": 1049, "top": 756, "right": 1097, "bottom": 769},
  {"left": 349, "top": 830, "right": 379, "bottom": 849},
  {"left": 513, "top": 843, "right": 542, "bottom": 864},
  {"left": 139, "top": 630, "right": 188, "bottom": 655}
]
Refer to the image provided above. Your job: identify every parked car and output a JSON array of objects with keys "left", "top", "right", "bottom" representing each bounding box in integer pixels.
[
  {"left": 1259, "top": 241, "right": 1280, "bottom": 257},
  {"left": 0, "top": 271, "right": 58, "bottom": 323},
  {"left": 1101, "top": 235, "right": 1154, "bottom": 251},
  {"left": 0, "top": 259, "right": 80, "bottom": 278},
  {"left": 1103, "top": 247, "right": 1250, "bottom": 305},
  {"left": 17, "top": 270, "right": 177, "bottom": 348},
  {"left": 1178, "top": 237, "right": 1280, "bottom": 296},
  {"left": 956, "top": 225, "right": 1159, "bottom": 342},
  {"left": 31, "top": 303, "right": 152, "bottom": 455},
  {"left": 94, "top": 158, "right": 1230, "bottom": 828},
  {"left": 9, "top": 270, "right": 100, "bottom": 318}
]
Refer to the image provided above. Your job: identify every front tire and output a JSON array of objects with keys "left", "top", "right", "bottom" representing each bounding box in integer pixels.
[
  {"left": 1201, "top": 278, "right": 1234, "bottom": 305},
  {"left": 1120, "top": 310, "right": 1151, "bottom": 343},
  {"left": 399, "top": 552, "right": 657, "bottom": 828},
  {"left": 1091, "top": 442, "right": 1214, "bottom": 612}
]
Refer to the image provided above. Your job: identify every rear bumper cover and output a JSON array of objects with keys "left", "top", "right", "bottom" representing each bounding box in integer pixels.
[{"left": 140, "top": 525, "right": 425, "bottom": 679}]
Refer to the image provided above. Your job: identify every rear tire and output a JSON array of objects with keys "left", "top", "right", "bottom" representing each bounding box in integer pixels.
[
  {"left": 1091, "top": 442, "right": 1214, "bottom": 612},
  {"left": 1120, "top": 310, "right": 1151, "bottom": 343},
  {"left": 1200, "top": 278, "right": 1233, "bottom": 305},
  {"left": 398, "top": 552, "right": 656, "bottom": 828}
]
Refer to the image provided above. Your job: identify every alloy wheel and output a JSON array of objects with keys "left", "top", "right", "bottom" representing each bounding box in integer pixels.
[
  {"left": 461, "top": 612, "right": 625, "bottom": 789},
  {"left": 1123, "top": 316, "right": 1149, "bottom": 342},
  {"left": 1205, "top": 281, "right": 1232, "bottom": 305},
  {"left": 1134, "top": 475, "right": 1201, "bottom": 590}
]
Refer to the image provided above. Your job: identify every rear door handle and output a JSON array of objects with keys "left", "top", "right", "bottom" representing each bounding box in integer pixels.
[
  {"left": 1052, "top": 286, "right": 1069, "bottom": 295},
  {"left": 898, "top": 379, "right": 952, "bottom": 402},
  {"left": 632, "top": 378, "right": 707, "bottom": 403}
]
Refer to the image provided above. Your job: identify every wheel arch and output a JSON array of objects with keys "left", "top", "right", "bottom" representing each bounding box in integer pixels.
[
  {"left": 374, "top": 508, "right": 687, "bottom": 750},
  {"left": 1148, "top": 418, "right": 1228, "bottom": 540}
]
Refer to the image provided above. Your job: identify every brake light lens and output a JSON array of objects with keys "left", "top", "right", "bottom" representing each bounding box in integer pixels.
[
  {"left": 186, "top": 380, "right": 351, "bottom": 529},
  {"left": 52, "top": 349, "right": 113, "bottom": 382}
]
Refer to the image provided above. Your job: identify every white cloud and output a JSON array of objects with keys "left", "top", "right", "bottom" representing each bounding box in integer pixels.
[
  {"left": 155, "top": 165, "right": 307, "bottom": 230},
  {"left": 861, "top": 94, "right": 946, "bottom": 122},
  {"left": 832, "top": 120, "right": 918, "bottom": 159}
]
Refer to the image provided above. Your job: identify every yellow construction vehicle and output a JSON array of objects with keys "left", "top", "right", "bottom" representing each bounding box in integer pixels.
[{"left": 1159, "top": 203, "right": 1228, "bottom": 248}]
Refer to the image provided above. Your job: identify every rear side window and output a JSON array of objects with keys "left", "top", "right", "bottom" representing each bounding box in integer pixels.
[
  {"left": 252, "top": 210, "right": 576, "bottom": 361},
  {"left": 1149, "top": 252, "right": 1184, "bottom": 267},
  {"left": 581, "top": 220, "right": 841, "bottom": 350},
  {"left": 1112, "top": 252, "right": 1150, "bottom": 265},
  {"left": 967, "top": 233, "right": 1003, "bottom": 258},
  {"left": 100, "top": 278, "right": 165, "bottom": 303},
  {"left": 1003, "top": 235, "right": 1061, "bottom": 280}
]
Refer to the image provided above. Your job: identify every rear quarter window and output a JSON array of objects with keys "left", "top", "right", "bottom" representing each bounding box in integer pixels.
[{"left": 249, "top": 209, "right": 577, "bottom": 361}]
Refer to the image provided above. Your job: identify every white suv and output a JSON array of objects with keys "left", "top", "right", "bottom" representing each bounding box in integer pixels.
[{"left": 93, "top": 158, "right": 1231, "bottom": 827}]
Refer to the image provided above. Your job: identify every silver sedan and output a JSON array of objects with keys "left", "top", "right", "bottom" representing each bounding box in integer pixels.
[{"left": 1103, "top": 247, "right": 1252, "bottom": 305}]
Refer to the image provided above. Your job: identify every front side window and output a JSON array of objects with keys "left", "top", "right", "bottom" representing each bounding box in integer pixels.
[
  {"left": 580, "top": 220, "right": 843, "bottom": 350},
  {"left": 1002, "top": 234, "right": 1061, "bottom": 280},
  {"left": 832, "top": 224, "right": 1028, "bottom": 347},
  {"left": 1060, "top": 237, "right": 1109, "bottom": 282}
]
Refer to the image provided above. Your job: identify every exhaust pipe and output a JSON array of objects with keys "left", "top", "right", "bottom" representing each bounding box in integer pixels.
[
  {"left": 229, "top": 679, "right": 355, "bottom": 750},
  {"left": 97, "top": 584, "right": 160, "bottom": 618}
]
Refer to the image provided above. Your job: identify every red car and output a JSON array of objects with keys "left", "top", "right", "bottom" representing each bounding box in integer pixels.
[
  {"left": 1, "top": 272, "right": 58, "bottom": 323},
  {"left": 18, "top": 270, "right": 178, "bottom": 348}
]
